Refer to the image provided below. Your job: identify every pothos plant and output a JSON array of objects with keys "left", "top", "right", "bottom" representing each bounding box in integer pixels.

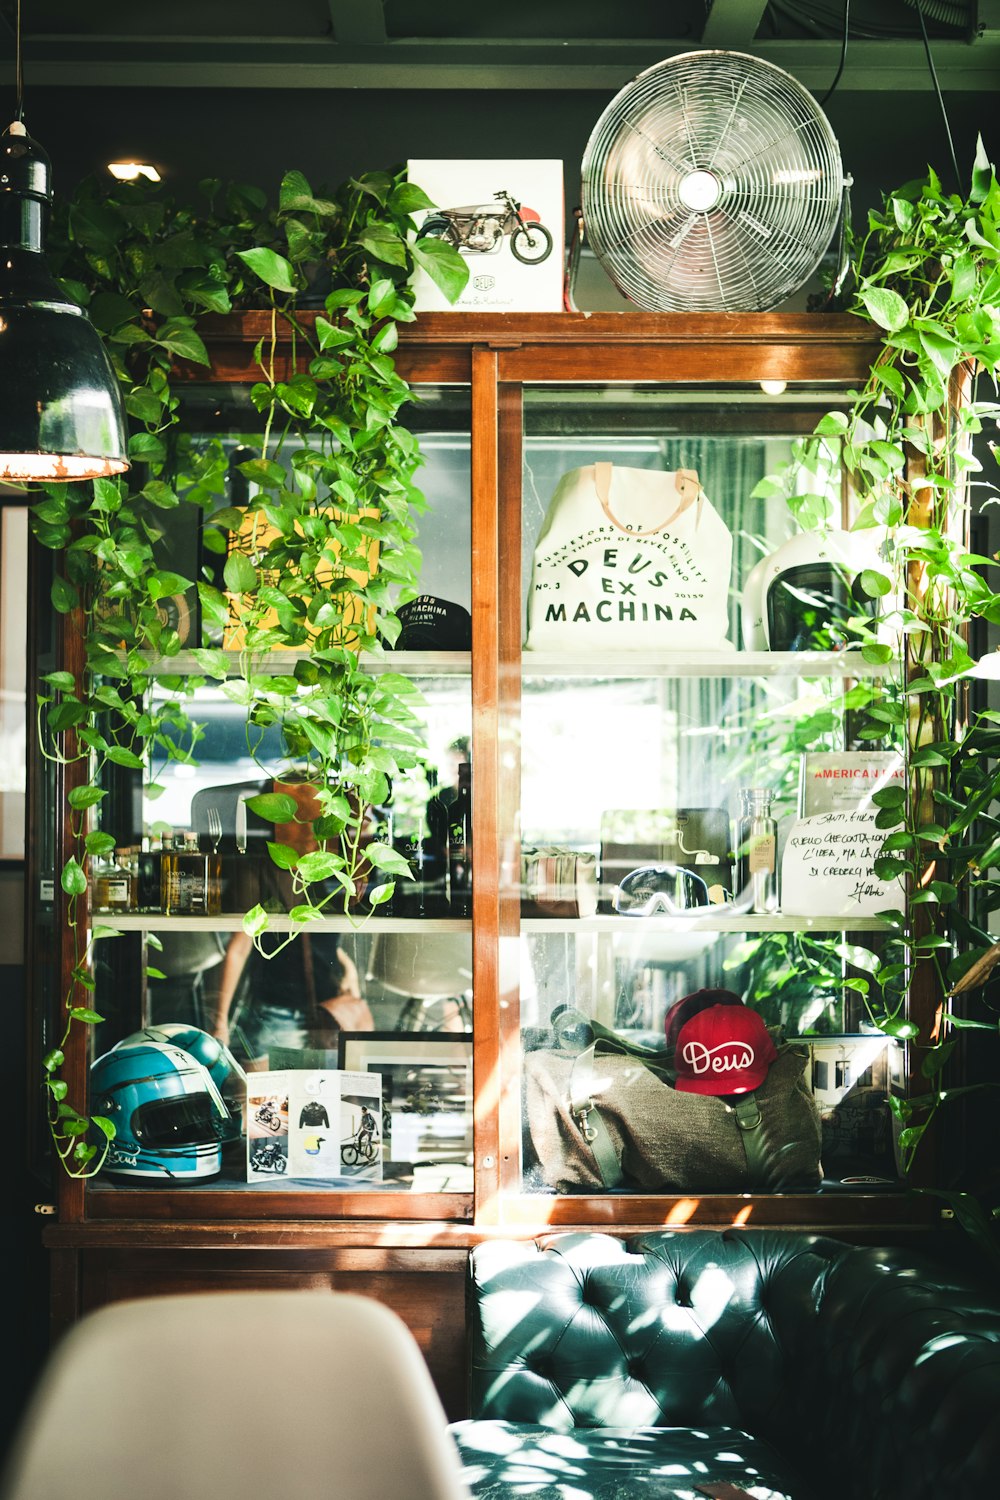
[
  {"left": 750, "top": 136, "right": 1000, "bottom": 1224},
  {"left": 31, "top": 164, "right": 468, "bottom": 1176}
]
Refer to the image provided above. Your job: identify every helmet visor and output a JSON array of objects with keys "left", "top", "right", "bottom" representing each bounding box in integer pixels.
[
  {"left": 767, "top": 562, "right": 872, "bottom": 651},
  {"left": 133, "top": 1092, "right": 224, "bottom": 1149},
  {"left": 613, "top": 864, "right": 712, "bottom": 916}
]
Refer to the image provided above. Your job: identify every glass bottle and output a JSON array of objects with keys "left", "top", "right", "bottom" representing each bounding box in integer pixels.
[
  {"left": 394, "top": 819, "right": 426, "bottom": 919},
  {"left": 158, "top": 831, "right": 175, "bottom": 914},
  {"left": 162, "top": 831, "right": 216, "bottom": 916},
  {"left": 92, "top": 849, "right": 132, "bottom": 914},
  {"left": 138, "top": 833, "right": 162, "bottom": 914},
  {"left": 365, "top": 793, "right": 396, "bottom": 914},
  {"left": 447, "top": 761, "right": 472, "bottom": 918},
  {"left": 736, "top": 788, "right": 778, "bottom": 913}
]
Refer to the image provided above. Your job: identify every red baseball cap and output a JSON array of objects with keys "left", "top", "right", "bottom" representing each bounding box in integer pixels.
[
  {"left": 664, "top": 987, "right": 743, "bottom": 1051},
  {"left": 674, "top": 1004, "right": 777, "bottom": 1096}
]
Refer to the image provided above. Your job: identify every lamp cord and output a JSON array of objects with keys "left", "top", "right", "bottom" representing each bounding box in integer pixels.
[
  {"left": 910, "top": 0, "right": 961, "bottom": 190},
  {"left": 818, "top": 0, "right": 850, "bottom": 107},
  {"left": 15, "top": 0, "right": 23, "bottom": 122}
]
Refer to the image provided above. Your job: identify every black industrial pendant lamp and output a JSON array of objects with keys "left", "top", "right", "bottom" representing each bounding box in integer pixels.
[{"left": 0, "top": 2, "right": 128, "bottom": 481}]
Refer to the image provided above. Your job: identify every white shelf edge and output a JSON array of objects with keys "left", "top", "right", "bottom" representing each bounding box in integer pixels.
[
  {"left": 95, "top": 914, "right": 472, "bottom": 934},
  {"left": 520, "top": 913, "right": 888, "bottom": 933},
  {"left": 121, "top": 649, "right": 892, "bottom": 682},
  {"left": 129, "top": 650, "right": 472, "bottom": 678},
  {"left": 520, "top": 650, "right": 894, "bottom": 680}
]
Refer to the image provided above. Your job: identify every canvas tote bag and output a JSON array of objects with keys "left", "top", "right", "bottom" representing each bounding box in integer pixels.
[{"left": 525, "top": 462, "right": 734, "bottom": 651}]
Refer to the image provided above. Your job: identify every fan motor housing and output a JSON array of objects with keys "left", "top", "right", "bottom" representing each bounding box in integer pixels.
[{"left": 581, "top": 50, "right": 845, "bottom": 313}]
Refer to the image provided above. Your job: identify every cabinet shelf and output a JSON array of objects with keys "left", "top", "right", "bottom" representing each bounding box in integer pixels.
[
  {"left": 101, "top": 913, "right": 472, "bottom": 934},
  {"left": 520, "top": 649, "right": 892, "bottom": 679},
  {"left": 126, "top": 648, "right": 890, "bottom": 682},
  {"left": 130, "top": 649, "right": 473, "bottom": 678},
  {"left": 520, "top": 913, "right": 888, "bottom": 934}
]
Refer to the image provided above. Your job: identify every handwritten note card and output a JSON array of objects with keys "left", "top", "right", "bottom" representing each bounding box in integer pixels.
[{"left": 781, "top": 809, "right": 904, "bottom": 917}]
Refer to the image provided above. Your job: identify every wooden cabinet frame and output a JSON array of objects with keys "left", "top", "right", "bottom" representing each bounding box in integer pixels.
[{"left": 39, "top": 312, "right": 946, "bottom": 1341}]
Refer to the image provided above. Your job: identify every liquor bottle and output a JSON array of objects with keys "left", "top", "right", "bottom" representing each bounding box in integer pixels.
[
  {"left": 138, "top": 834, "right": 162, "bottom": 914},
  {"left": 735, "top": 788, "right": 778, "bottom": 913},
  {"left": 92, "top": 849, "right": 132, "bottom": 914},
  {"left": 447, "top": 761, "right": 472, "bottom": 918},
  {"left": 364, "top": 793, "right": 395, "bottom": 914},
  {"left": 162, "top": 831, "right": 217, "bottom": 916},
  {"left": 394, "top": 818, "right": 426, "bottom": 919}
]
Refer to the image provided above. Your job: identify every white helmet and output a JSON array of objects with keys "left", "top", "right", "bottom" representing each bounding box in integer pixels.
[{"left": 741, "top": 529, "right": 893, "bottom": 652}]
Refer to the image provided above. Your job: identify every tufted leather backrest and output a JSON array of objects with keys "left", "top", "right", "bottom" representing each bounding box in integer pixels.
[
  {"left": 466, "top": 1229, "right": 1000, "bottom": 1500},
  {"left": 467, "top": 1229, "right": 847, "bottom": 1435},
  {"left": 807, "top": 1244, "right": 1000, "bottom": 1500}
]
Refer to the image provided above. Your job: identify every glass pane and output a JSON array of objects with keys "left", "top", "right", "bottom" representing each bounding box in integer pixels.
[
  {"left": 88, "top": 385, "right": 473, "bottom": 1195},
  {"left": 515, "top": 384, "right": 900, "bottom": 1198},
  {"left": 0, "top": 506, "right": 27, "bottom": 859}
]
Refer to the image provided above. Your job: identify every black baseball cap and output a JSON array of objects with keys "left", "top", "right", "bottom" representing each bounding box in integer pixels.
[{"left": 393, "top": 596, "right": 472, "bottom": 651}]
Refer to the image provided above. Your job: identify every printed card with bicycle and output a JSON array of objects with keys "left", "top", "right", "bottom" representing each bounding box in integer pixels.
[{"left": 247, "top": 1069, "right": 383, "bottom": 1183}]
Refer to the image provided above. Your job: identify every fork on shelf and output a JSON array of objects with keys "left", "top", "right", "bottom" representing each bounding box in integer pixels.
[{"left": 207, "top": 806, "right": 223, "bottom": 852}]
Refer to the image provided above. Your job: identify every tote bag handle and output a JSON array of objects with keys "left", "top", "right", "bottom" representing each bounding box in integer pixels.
[{"left": 593, "top": 462, "right": 702, "bottom": 536}]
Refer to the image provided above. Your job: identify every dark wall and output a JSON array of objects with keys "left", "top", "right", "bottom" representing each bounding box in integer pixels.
[{"left": 17, "top": 84, "right": 999, "bottom": 225}]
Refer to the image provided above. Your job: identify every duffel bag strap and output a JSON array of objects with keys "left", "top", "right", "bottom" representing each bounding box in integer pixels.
[
  {"left": 569, "top": 1044, "right": 624, "bottom": 1189},
  {"left": 732, "top": 1094, "right": 770, "bottom": 1190}
]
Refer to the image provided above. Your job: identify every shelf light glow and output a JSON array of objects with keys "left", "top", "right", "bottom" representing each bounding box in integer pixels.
[
  {"left": 108, "top": 161, "right": 161, "bottom": 183},
  {"left": 759, "top": 380, "right": 787, "bottom": 395}
]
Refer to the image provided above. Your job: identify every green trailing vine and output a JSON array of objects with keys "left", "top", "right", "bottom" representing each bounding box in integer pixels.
[
  {"left": 31, "top": 165, "right": 467, "bottom": 1175},
  {"left": 755, "top": 137, "right": 1000, "bottom": 1186}
]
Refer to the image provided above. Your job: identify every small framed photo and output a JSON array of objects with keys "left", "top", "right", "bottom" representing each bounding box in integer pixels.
[{"left": 337, "top": 1031, "right": 473, "bottom": 1175}]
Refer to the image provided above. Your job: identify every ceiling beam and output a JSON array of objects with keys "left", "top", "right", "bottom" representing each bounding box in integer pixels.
[
  {"left": 326, "top": 2, "right": 387, "bottom": 46},
  {"left": 2, "top": 36, "right": 997, "bottom": 92},
  {"left": 701, "top": 1, "right": 770, "bottom": 47}
]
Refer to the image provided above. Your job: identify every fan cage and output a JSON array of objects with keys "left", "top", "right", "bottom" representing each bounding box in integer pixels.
[{"left": 581, "top": 50, "right": 844, "bottom": 313}]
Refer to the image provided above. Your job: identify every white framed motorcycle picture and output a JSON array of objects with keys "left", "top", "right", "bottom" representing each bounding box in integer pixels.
[{"left": 408, "top": 159, "right": 565, "bottom": 312}]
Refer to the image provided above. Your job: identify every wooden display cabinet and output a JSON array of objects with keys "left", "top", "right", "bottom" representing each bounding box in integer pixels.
[{"left": 30, "top": 312, "right": 948, "bottom": 1413}]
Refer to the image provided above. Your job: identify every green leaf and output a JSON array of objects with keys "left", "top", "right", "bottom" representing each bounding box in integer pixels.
[
  {"left": 223, "top": 551, "right": 257, "bottom": 594},
  {"left": 265, "top": 840, "right": 300, "bottom": 870},
  {"left": 236, "top": 247, "right": 299, "bottom": 294},
  {"left": 390, "top": 181, "right": 436, "bottom": 214},
  {"left": 247, "top": 792, "right": 300, "bottom": 824},
  {"left": 67, "top": 785, "right": 107, "bottom": 810},
  {"left": 411, "top": 234, "right": 469, "bottom": 301},
  {"left": 315, "top": 317, "right": 355, "bottom": 351},
  {"left": 155, "top": 323, "right": 209, "bottom": 364},
  {"left": 51, "top": 575, "right": 79, "bottom": 614},
  {"left": 243, "top": 904, "right": 269, "bottom": 937},
  {"left": 860, "top": 568, "right": 892, "bottom": 598},
  {"left": 296, "top": 851, "right": 343, "bottom": 882},
  {"left": 61, "top": 858, "right": 88, "bottom": 897},
  {"left": 861, "top": 286, "right": 909, "bottom": 333},
  {"left": 356, "top": 223, "right": 408, "bottom": 268},
  {"left": 84, "top": 831, "right": 116, "bottom": 857},
  {"left": 148, "top": 570, "right": 192, "bottom": 601},
  {"left": 105, "top": 745, "right": 145, "bottom": 768}
]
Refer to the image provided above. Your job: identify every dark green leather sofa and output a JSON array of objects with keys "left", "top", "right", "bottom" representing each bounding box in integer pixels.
[{"left": 448, "top": 1229, "right": 1000, "bottom": 1500}]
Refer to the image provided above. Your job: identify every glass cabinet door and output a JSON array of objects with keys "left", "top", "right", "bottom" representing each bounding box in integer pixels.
[
  {"left": 509, "top": 382, "right": 903, "bottom": 1202},
  {"left": 84, "top": 383, "right": 476, "bottom": 1199}
]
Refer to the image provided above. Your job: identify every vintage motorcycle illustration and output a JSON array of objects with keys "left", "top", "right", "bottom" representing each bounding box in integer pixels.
[
  {"left": 417, "top": 188, "right": 553, "bottom": 264},
  {"left": 253, "top": 1099, "right": 283, "bottom": 1134},
  {"left": 249, "top": 1140, "right": 286, "bottom": 1173}
]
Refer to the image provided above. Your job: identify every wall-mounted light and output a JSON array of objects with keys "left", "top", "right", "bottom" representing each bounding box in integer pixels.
[
  {"left": 759, "top": 380, "right": 788, "bottom": 396},
  {"left": 0, "top": 3, "right": 128, "bottom": 482},
  {"left": 107, "top": 161, "right": 161, "bottom": 183}
]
